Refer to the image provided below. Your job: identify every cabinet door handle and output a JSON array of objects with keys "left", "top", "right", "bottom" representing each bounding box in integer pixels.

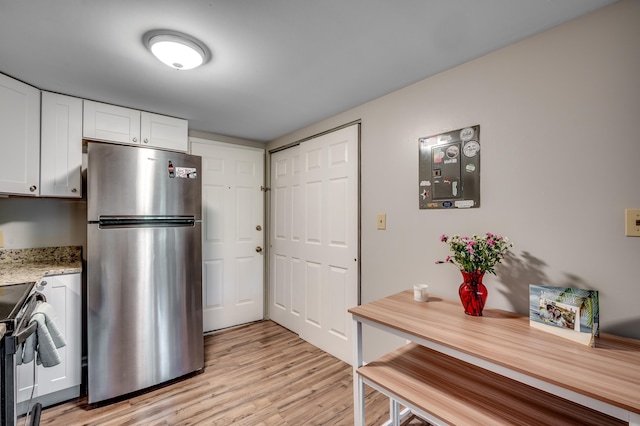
[
  {"left": 132, "top": 137, "right": 138, "bottom": 143},
  {"left": 143, "top": 138, "right": 149, "bottom": 144},
  {"left": 29, "top": 185, "right": 37, "bottom": 192},
  {"left": 71, "top": 188, "right": 77, "bottom": 193}
]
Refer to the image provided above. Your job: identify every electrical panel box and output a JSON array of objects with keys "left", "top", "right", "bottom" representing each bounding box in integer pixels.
[{"left": 419, "top": 125, "right": 480, "bottom": 209}]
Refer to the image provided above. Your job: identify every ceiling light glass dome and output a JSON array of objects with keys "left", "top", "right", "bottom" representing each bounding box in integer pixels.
[{"left": 144, "top": 30, "right": 209, "bottom": 70}]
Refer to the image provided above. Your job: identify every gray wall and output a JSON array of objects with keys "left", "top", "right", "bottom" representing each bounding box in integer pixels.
[
  {"left": 0, "top": 198, "right": 86, "bottom": 249},
  {"left": 268, "top": 0, "right": 640, "bottom": 359}
]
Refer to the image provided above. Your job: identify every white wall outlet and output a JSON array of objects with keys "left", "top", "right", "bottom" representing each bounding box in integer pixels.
[
  {"left": 625, "top": 209, "right": 640, "bottom": 237},
  {"left": 377, "top": 213, "right": 386, "bottom": 230}
]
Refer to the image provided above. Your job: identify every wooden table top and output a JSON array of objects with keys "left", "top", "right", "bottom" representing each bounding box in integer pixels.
[{"left": 349, "top": 290, "right": 640, "bottom": 415}]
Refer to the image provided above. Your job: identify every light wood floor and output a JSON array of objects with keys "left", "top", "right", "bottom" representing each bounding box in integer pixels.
[{"left": 35, "top": 320, "right": 429, "bottom": 425}]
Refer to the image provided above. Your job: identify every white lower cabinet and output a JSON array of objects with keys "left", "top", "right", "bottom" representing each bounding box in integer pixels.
[{"left": 16, "top": 273, "right": 81, "bottom": 413}]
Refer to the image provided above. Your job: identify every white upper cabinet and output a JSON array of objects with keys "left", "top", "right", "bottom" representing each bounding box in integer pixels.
[
  {"left": 83, "top": 100, "right": 187, "bottom": 152},
  {"left": 40, "top": 92, "right": 83, "bottom": 198},
  {"left": 141, "top": 111, "right": 188, "bottom": 152},
  {"left": 83, "top": 100, "right": 141, "bottom": 145},
  {"left": 0, "top": 74, "right": 41, "bottom": 196}
]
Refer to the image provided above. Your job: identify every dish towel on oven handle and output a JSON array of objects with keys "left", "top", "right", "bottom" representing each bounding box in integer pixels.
[{"left": 16, "top": 301, "right": 66, "bottom": 367}]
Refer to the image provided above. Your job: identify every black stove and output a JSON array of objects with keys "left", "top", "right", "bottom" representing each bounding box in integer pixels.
[
  {"left": 0, "top": 282, "right": 35, "bottom": 326},
  {"left": 0, "top": 281, "right": 42, "bottom": 426}
]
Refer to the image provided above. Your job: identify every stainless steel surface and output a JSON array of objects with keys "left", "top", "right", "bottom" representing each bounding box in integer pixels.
[
  {"left": 87, "top": 142, "right": 203, "bottom": 404},
  {"left": 87, "top": 143, "right": 201, "bottom": 220}
]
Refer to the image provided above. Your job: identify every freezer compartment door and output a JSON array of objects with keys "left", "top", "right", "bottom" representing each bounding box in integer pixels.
[
  {"left": 87, "top": 142, "right": 202, "bottom": 219},
  {"left": 87, "top": 223, "right": 203, "bottom": 404}
]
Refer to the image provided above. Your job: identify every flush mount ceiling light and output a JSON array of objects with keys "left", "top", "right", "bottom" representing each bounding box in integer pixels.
[{"left": 144, "top": 30, "right": 209, "bottom": 70}]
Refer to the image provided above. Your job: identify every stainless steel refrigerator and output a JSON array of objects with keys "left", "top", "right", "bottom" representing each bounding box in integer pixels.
[{"left": 87, "top": 142, "right": 204, "bottom": 404}]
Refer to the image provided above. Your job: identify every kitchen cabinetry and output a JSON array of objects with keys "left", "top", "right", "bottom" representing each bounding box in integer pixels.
[
  {"left": 0, "top": 74, "right": 40, "bottom": 196},
  {"left": 82, "top": 100, "right": 140, "bottom": 145},
  {"left": 83, "top": 100, "right": 188, "bottom": 152},
  {"left": 16, "top": 273, "right": 81, "bottom": 412},
  {"left": 141, "top": 110, "right": 189, "bottom": 152},
  {"left": 40, "top": 92, "right": 83, "bottom": 198},
  {"left": 349, "top": 291, "right": 640, "bottom": 425}
]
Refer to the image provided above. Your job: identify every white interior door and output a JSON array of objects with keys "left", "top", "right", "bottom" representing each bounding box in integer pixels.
[
  {"left": 269, "top": 125, "right": 358, "bottom": 364},
  {"left": 191, "top": 139, "right": 265, "bottom": 332}
]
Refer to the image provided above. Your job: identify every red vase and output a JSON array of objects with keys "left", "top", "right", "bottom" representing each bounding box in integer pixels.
[{"left": 458, "top": 271, "right": 488, "bottom": 316}]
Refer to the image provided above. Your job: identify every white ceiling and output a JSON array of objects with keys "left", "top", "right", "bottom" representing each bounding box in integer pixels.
[{"left": 0, "top": 0, "right": 617, "bottom": 142}]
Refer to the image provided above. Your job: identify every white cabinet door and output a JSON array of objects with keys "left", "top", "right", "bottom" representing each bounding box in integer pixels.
[
  {"left": 0, "top": 73, "right": 40, "bottom": 196},
  {"left": 141, "top": 111, "right": 188, "bottom": 152},
  {"left": 83, "top": 100, "right": 141, "bottom": 145},
  {"left": 40, "top": 92, "right": 82, "bottom": 197},
  {"left": 83, "top": 101, "right": 187, "bottom": 152},
  {"left": 16, "top": 273, "right": 82, "bottom": 404}
]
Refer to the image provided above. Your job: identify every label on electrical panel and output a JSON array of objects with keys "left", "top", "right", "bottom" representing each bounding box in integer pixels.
[{"left": 455, "top": 200, "right": 474, "bottom": 208}]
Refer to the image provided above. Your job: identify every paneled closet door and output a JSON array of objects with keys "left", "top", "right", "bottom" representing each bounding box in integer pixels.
[{"left": 269, "top": 124, "right": 359, "bottom": 365}]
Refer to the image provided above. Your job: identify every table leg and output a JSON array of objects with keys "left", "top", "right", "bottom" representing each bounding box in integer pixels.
[
  {"left": 390, "top": 398, "right": 400, "bottom": 425},
  {"left": 353, "top": 319, "right": 364, "bottom": 426}
]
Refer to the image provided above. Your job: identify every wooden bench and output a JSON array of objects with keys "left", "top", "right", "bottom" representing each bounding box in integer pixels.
[{"left": 358, "top": 342, "right": 624, "bottom": 425}]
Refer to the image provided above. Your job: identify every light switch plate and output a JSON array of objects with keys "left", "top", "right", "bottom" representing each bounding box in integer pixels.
[
  {"left": 377, "top": 213, "right": 386, "bottom": 230},
  {"left": 625, "top": 209, "right": 640, "bottom": 237}
]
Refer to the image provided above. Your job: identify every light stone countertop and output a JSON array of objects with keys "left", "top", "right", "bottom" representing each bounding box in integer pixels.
[{"left": 0, "top": 246, "right": 83, "bottom": 286}]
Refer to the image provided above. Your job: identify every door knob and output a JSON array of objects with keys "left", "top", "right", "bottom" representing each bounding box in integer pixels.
[
  {"left": 256, "top": 225, "right": 262, "bottom": 231},
  {"left": 256, "top": 246, "right": 263, "bottom": 253}
]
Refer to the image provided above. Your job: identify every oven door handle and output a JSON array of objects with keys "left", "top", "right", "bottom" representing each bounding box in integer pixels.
[
  {"left": 13, "top": 291, "right": 46, "bottom": 336},
  {"left": 2, "top": 321, "right": 38, "bottom": 356},
  {"left": 10, "top": 291, "right": 46, "bottom": 351},
  {"left": 14, "top": 321, "right": 38, "bottom": 346}
]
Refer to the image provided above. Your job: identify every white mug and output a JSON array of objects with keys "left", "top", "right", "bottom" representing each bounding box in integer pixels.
[{"left": 413, "top": 284, "right": 429, "bottom": 302}]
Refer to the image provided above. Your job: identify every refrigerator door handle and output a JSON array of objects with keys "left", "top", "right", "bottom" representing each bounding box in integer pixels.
[{"left": 97, "top": 216, "right": 196, "bottom": 229}]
